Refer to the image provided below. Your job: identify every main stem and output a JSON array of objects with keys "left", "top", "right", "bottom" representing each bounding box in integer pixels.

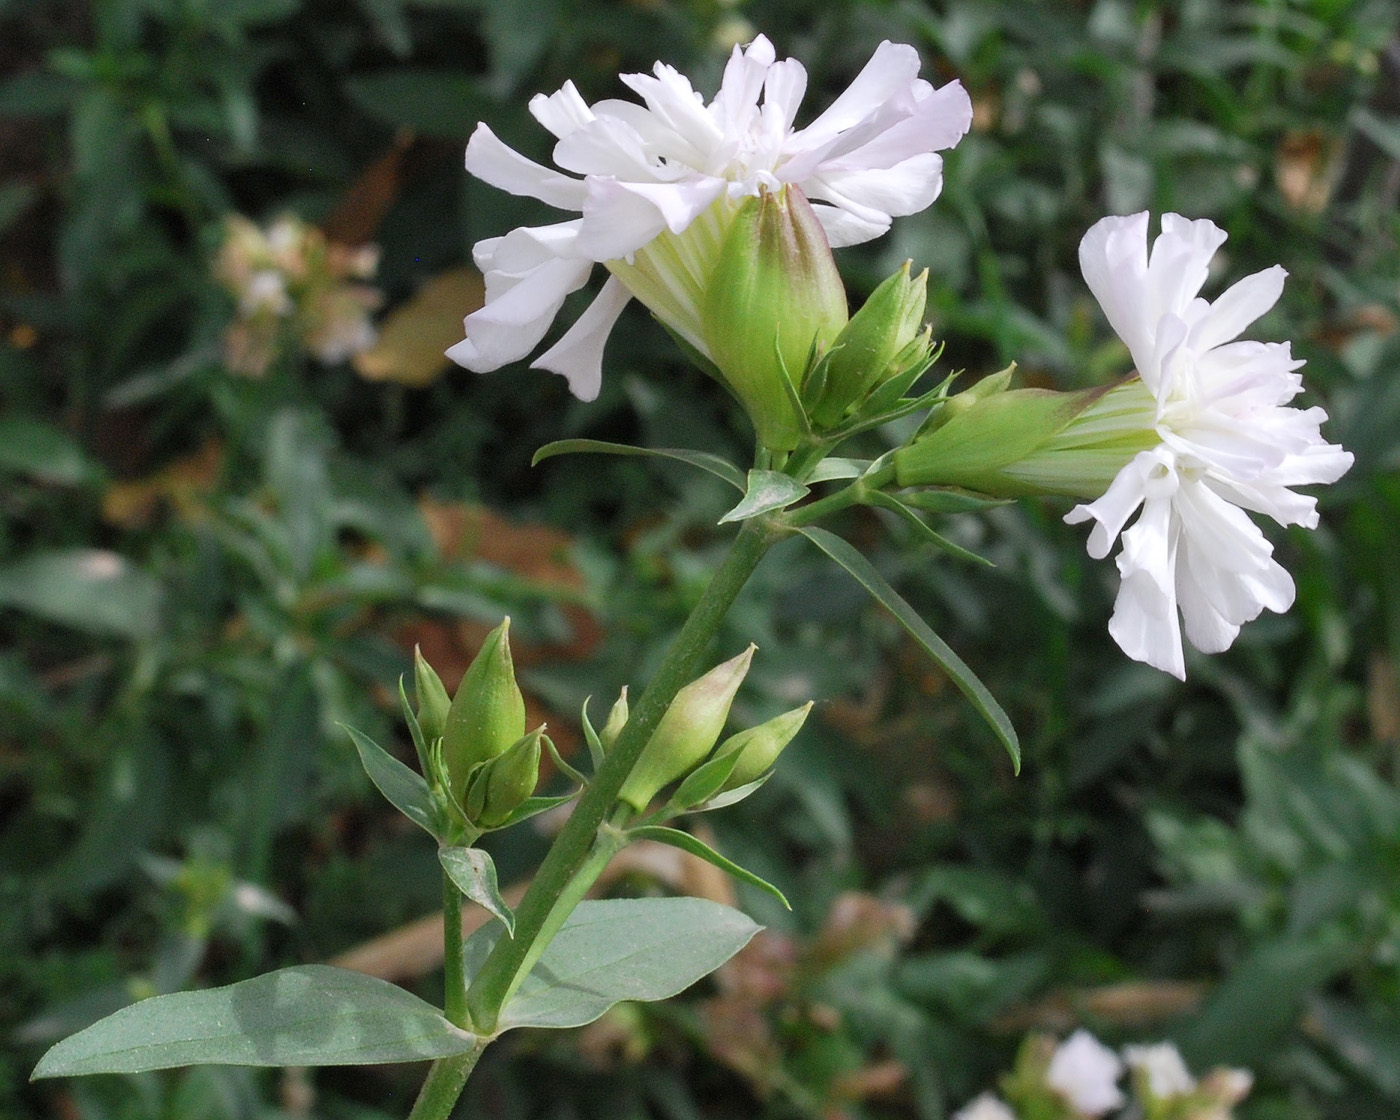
[{"left": 464, "top": 516, "right": 778, "bottom": 1032}]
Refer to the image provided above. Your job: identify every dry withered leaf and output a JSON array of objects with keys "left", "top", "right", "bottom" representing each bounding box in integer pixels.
[
  {"left": 1275, "top": 129, "right": 1342, "bottom": 214},
  {"left": 102, "top": 438, "right": 223, "bottom": 529},
  {"left": 353, "top": 267, "right": 485, "bottom": 387}
]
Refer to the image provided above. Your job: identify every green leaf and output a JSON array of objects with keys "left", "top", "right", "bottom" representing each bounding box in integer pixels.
[
  {"left": 532, "top": 439, "right": 746, "bottom": 492},
  {"left": 687, "top": 773, "right": 773, "bottom": 813},
  {"left": 865, "top": 490, "right": 993, "bottom": 567},
  {"left": 439, "top": 847, "right": 514, "bottom": 937},
  {"left": 807, "top": 458, "right": 869, "bottom": 483},
  {"left": 463, "top": 898, "right": 760, "bottom": 1031},
  {"left": 31, "top": 966, "right": 476, "bottom": 1076},
  {"left": 343, "top": 725, "right": 443, "bottom": 839},
  {"left": 0, "top": 549, "right": 161, "bottom": 638},
  {"left": 718, "top": 469, "right": 811, "bottom": 524},
  {"left": 796, "top": 526, "right": 1019, "bottom": 771},
  {"left": 580, "top": 698, "right": 606, "bottom": 771},
  {"left": 0, "top": 415, "right": 95, "bottom": 485},
  {"left": 627, "top": 826, "right": 790, "bottom": 910},
  {"left": 899, "top": 488, "right": 1010, "bottom": 514}
]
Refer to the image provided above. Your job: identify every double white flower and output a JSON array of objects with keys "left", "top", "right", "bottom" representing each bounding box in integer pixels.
[
  {"left": 449, "top": 35, "right": 972, "bottom": 399},
  {"left": 1067, "top": 212, "right": 1352, "bottom": 679}
]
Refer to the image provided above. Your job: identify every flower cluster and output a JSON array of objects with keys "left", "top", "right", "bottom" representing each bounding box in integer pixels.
[
  {"left": 1064, "top": 213, "right": 1352, "bottom": 678},
  {"left": 213, "top": 214, "right": 381, "bottom": 376},
  {"left": 450, "top": 34, "right": 971, "bottom": 402},
  {"left": 956, "top": 1032, "right": 1252, "bottom": 1120}
]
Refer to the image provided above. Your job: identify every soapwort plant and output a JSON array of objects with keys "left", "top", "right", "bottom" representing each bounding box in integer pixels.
[{"left": 31, "top": 33, "right": 1349, "bottom": 1120}]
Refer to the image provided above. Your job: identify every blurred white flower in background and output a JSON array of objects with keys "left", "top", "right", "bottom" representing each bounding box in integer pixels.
[
  {"left": 451, "top": 34, "right": 972, "bottom": 398},
  {"left": 1123, "top": 1042, "right": 1196, "bottom": 1100},
  {"left": 1045, "top": 1029, "right": 1125, "bottom": 1117},
  {"left": 1067, "top": 211, "right": 1352, "bottom": 678},
  {"left": 951, "top": 1092, "right": 1018, "bottom": 1120}
]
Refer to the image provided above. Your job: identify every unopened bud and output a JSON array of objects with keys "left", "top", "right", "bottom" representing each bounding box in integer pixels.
[
  {"left": 618, "top": 645, "right": 756, "bottom": 812},
  {"left": 413, "top": 647, "right": 451, "bottom": 744},
  {"left": 441, "top": 618, "right": 526, "bottom": 801},
  {"left": 893, "top": 368, "right": 1144, "bottom": 498},
  {"left": 715, "top": 702, "right": 812, "bottom": 791},
  {"left": 465, "top": 727, "right": 543, "bottom": 828},
  {"left": 703, "top": 186, "right": 847, "bottom": 451},
  {"left": 813, "top": 262, "right": 929, "bottom": 426},
  {"left": 599, "top": 686, "right": 629, "bottom": 752}
]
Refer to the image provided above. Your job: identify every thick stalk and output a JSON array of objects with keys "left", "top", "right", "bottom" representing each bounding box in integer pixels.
[
  {"left": 441, "top": 873, "right": 469, "bottom": 1029},
  {"left": 406, "top": 1045, "right": 484, "bottom": 1120},
  {"left": 463, "top": 517, "right": 778, "bottom": 1031}
]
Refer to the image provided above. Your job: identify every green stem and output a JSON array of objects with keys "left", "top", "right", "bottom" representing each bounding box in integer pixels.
[
  {"left": 406, "top": 1045, "right": 485, "bottom": 1120},
  {"left": 463, "top": 517, "right": 779, "bottom": 1032},
  {"left": 442, "top": 873, "right": 469, "bottom": 1029}
]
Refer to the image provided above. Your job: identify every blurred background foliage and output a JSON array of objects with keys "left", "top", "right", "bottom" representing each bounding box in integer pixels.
[{"left": 1, "top": 0, "right": 1399, "bottom": 1117}]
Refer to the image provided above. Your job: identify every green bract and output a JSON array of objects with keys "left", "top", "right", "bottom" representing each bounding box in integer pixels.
[
  {"left": 702, "top": 186, "right": 847, "bottom": 451},
  {"left": 812, "top": 261, "right": 931, "bottom": 427},
  {"left": 714, "top": 701, "right": 813, "bottom": 792}
]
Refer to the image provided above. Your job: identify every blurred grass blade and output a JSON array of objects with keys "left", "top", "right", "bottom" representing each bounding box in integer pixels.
[{"left": 796, "top": 526, "right": 1019, "bottom": 771}]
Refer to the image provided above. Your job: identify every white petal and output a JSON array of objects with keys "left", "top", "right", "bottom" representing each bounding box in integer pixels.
[
  {"left": 528, "top": 80, "right": 594, "bottom": 139},
  {"left": 808, "top": 201, "right": 890, "bottom": 247},
  {"left": 453, "top": 256, "right": 592, "bottom": 370},
  {"left": 809, "top": 153, "right": 945, "bottom": 220},
  {"left": 1110, "top": 560, "right": 1186, "bottom": 679},
  {"left": 576, "top": 177, "right": 725, "bottom": 260},
  {"left": 826, "top": 80, "right": 973, "bottom": 169},
  {"left": 761, "top": 58, "right": 808, "bottom": 136},
  {"left": 1146, "top": 214, "right": 1228, "bottom": 323},
  {"left": 1079, "top": 213, "right": 1154, "bottom": 371},
  {"left": 553, "top": 115, "right": 659, "bottom": 179},
  {"left": 1190, "top": 265, "right": 1286, "bottom": 352},
  {"left": 620, "top": 64, "right": 723, "bottom": 157},
  {"left": 464, "top": 124, "right": 588, "bottom": 211},
  {"left": 1065, "top": 449, "right": 1161, "bottom": 559},
  {"left": 789, "top": 41, "right": 923, "bottom": 149},
  {"left": 711, "top": 33, "right": 775, "bottom": 138},
  {"left": 531, "top": 275, "right": 631, "bottom": 401}
]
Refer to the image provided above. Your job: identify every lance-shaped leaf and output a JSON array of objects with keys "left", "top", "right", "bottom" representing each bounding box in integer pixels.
[
  {"left": 532, "top": 439, "right": 745, "bottom": 492},
  {"left": 440, "top": 847, "right": 515, "bottom": 937},
  {"left": 628, "top": 826, "right": 790, "bottom": 909},
  {"left": 796, "top": 526, "right": 1020, "bottom": 772},
  {"left": 719, "top": 469, "right": 811, "bottom": 525},
  {"left": 806, "top": 458, "right": 869, "bottom": 483},
  {"left": 865, "top": 490, "right": 993, "bottom": 568},
  {"left": 463, "top": 898, "right": 760, "bottom": 1031},
  {"left": 31, "top": 966, "right": 476, "bottom": 1076},
  {"left": 343, "top": 725, "right": 444, "bottom": 839}
]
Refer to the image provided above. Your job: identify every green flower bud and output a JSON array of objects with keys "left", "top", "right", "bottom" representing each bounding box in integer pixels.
[
  {"left": 413, "top": 646, "right": 451, "bottom": 745},
  {"left": 703, "top": 186, "right": 848, "bottom": 451},
  {"left": 441, "top": 618, "right": 526, "bottom": 802},
  {"left": 599, "top": 686, "right": 629, "bottom": 753},
  {"left": 618, "top": 645, "right": 755, "bottom": 812},
  {"left": 465, "top": 727, "right": 543, "bottom": 829},
  {"left": 715, "top": 701, "right": 812, "bottom": 791},
  {"left": 812, "top": 262, "right": 929, "bottom": 427},
  {"left": 893, "top": 368, "right": 1152, "bottom": 498}
]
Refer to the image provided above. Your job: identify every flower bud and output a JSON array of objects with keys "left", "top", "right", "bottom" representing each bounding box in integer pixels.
[
  {"left": 714, "top": 702, "right": 812, "bottom": 791},
  {"left": 703, "top": 186, "right": 848, "bottom": 451},
  {"left": 599, "top": 686, "right": 629, "bottom": 753},
  {"left": 413, "top": 647, "right": 451, "bottom": 745},
  {"left": 893, "top": 370, "right": 1155, "bottom": 499},
  {"left": 441, "top": 618, "right": 526, "bottom": 802},
  {"left": 618, "top": 645, "right": 755, "bottom": 812},
  {"left": 812, "top": 262, "right": 929, "bottom": 426},
  {"left": 465, "top": 727, "right": 543, "bottom": 829}
]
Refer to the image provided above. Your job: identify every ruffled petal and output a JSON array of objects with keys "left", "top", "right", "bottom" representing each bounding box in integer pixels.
[
  {"left": 808, "top": 153, "right": 945, "bottom": 222},
  {"left": 529, "top": 80, "right": 594, "bottom": 139},
  {"left": 788, "top": 40, "right": 923, "bottom": 149},
  {"left": 1078, "top": 213, "right": 1154, "bottom": 371},
  {"left": 577, "top": 177, "right": 726, "bottom": 260},
  {"left": 464, "top": 124, "right": 588, "bottom": 211},
  {"left": 531, "top": 275, "right": 631, "bottom": 401},
  {"left": 451, "top": 256, "right": 592, "bottom": 371},
  {"left": 807, "top": 200, "right": 890, "bottom": 247},
  {"left": 1190, "top": 265, "right": 1286, "bottom": 352}
]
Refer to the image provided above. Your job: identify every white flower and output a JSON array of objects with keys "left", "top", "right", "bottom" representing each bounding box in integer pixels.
[
  {"left": 952, "top": 1092, "right": 1018, "bottom": 1120},
  {"left": 1066, "top": 212, "right": 1352, "bottom": 679},
  {"left": 1045, "top": 1030, "right": 1125, "bottom": 1117},
  {"left": 1123, "top": 1042, "right": 1196, "bottom": 1100},
  {"left": 449, "top": 35, "right": 972, "bottom": 400}
]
